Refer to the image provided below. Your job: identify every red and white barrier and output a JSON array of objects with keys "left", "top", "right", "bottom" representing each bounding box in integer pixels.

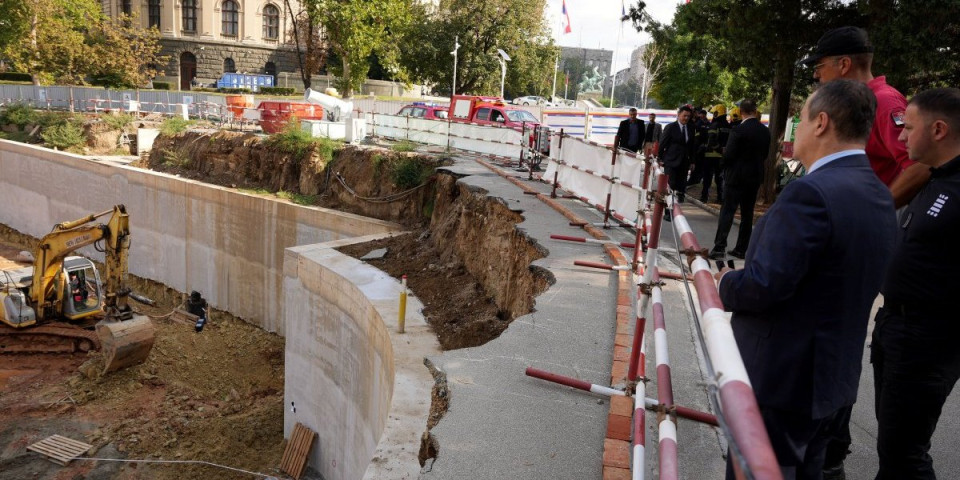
[
  {"left": 550, "top": 234, "right": 636, "bottom": 249},
  {"left": 524, "top": 367, "right": 626, "bottom": 397},
  {"left": 670, "top": 202, "right": 782, "bottom": 480},
  {"left": 651, "top": 269, "right": 679, "bottom": 480}
]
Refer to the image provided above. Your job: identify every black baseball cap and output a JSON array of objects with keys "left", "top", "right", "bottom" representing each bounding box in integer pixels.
[{"left": 798, "top": 26, "right": 874, "bottom": 66}]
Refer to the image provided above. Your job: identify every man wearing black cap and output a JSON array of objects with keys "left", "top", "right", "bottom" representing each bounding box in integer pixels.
[
  {"left": 798, "top": 26, "right": 932, "bottom": 480},
  {"left": 799, "top": 26, "right": 930, "bottom": 209}
]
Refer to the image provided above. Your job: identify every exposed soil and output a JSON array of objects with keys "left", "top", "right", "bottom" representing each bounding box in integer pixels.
[{"left": 0, "top": 231, "right": 286, "bottom": 480}]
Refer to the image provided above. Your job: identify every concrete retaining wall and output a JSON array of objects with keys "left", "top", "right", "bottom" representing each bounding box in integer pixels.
[
  {"left": 284, "top": 237, "right": 440, "bottom": 480},
  {"left": 0, "top": 140, "right": 401, "bottom": 335}
]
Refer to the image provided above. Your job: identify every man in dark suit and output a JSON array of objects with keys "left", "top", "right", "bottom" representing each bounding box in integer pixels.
[
  {"left": 642, "top": 112, "right": 663, "bottom": 158},
  {"left": 710, "top": 99, "right": 770, "bottom": 259},
  {"left": 614, "top": 107, "right": 645, "bottom": 153},
  {"left": 715, "top": 80, "right": 897, "bottom": 479},
  {"left": 658, "top": 105, "right": 695, "bottom": 201}
]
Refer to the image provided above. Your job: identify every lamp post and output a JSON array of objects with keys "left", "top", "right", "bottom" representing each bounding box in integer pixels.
[
  {"left": 451, "top": 36, "right": 460, "bottom": 96},
  {"left": 496, "top": 48, "right": 511, "bottom": 99}
]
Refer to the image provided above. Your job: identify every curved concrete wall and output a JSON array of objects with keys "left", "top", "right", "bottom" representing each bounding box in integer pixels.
[
  {"left": 283, "top": 238, "right": 439, "bottom": 480},
  {"left": 0, "top": 140, "right": 401, "bottom": 335}
]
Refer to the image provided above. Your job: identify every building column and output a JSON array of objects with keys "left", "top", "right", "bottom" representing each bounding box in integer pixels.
[
  {"left": 201, "top": 0, "right": 215, "bottom": 38},
  {"left": 163, "top": 0, "right": 176, "bottom": 35}
]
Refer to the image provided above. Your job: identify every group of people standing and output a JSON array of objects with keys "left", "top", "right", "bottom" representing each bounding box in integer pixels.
[{"left": 614, "top": 25, "right": 960, "bottom": 480}]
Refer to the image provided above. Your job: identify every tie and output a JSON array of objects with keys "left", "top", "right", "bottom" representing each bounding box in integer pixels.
[{"left": 681, "top": 125, "right": 687, "bottom": 142}]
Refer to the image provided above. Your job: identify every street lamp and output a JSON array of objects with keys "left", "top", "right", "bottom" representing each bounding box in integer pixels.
[
  {"left": 451, "top": 36, "right": 460, "bottom": 97},
  {"left": 496, "top": 48, "right": 511, "bottom": 99}
]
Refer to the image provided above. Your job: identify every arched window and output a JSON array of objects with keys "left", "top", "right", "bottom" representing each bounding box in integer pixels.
[
  {"left": 223, "top": 58, "right": 236, "bottom": 74},
  {"left": 222, "top": 0, "right": 239, "bottom": 37},
  {"left": 121, "top": 0, "right": 131, "bottom": 15},
  {"left": 148, "top": 0, "right": 161, "bottom": 28},
  {"left": 263, "top": 4, "right": 280, "bottom": 40},
  {"left": 182, "top": 0, "right": 197, "bottom": 32}
]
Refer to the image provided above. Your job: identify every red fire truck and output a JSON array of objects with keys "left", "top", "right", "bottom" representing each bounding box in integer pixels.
[{"left": 448, "top": 95, "right": 550, "bottom": 161}]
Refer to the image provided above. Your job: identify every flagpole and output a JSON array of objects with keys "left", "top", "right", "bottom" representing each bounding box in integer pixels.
[
  {"left": 552, "top": 10, "right": 561, "bottom": 101},
  {"left": 610, "top": 5, "right": 624, "bottom": 108}
]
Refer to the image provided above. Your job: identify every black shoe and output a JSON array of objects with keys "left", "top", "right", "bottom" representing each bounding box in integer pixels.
[
  {"left": 716, "top": 197, "right": 724, "bottom": 203},
  {"left": 709, "top": 249, "right": 725, "bottom": 260},
  {"left": 727, "top": 249, "right": 746, "bottom": 259},
  {"left": 663, "top": 210, "right": 672, "bottom": 222},
  {"left": 822, "top": 463, "right": 846, "bottom": 480},
  {"left": 699, "top": 196, "right": 708, "bottom": 203}
]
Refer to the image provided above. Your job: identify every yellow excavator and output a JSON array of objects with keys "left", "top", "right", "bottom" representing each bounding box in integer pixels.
[{"left": 0, "top": 205, "right": 155, "bottom": 373}]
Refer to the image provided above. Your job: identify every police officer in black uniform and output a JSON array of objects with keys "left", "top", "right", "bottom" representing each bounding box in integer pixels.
[
  {"left": 872, "top": 88, "right": 960, "bottom": 480},
  {"left": 701, "top": 105, "right": 731, "bottom": 203}
]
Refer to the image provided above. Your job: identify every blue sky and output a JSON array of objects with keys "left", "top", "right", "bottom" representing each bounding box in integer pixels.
[{"left": 545, "top": 0, "right": 684, "bottom": 75}]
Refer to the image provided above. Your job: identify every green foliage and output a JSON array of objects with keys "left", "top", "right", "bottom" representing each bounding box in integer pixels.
[
  {"left": 391, "top": 140, "right": 417, "bottom": 153},
  {"left": 159, "top": 118, "right": 196, "bottom": 136},
  {"left": 0, "top": 103, "right": 37, "bottom": 129},
  {"left": 390, "top": 155, "right": 433, "bottom": 189},
  {"left": 238, "top": 187, "right": 272, "bottom": 195},
  {"left": 218, "top": 87, "right": 253, "bottom": 94},
  {"left": 34, "top": 111, "right": 82, "bottom": 128},
  {"left": 158, "top": 148, "right": 190, "bottom": 168},
  {"left": 263, "top": 122, "right": 343, "bottom": 163},
  {"left": 259, "top": 87, "right": 297, "bottom": 96},
  {"left": 0, "top": 130, "right": 33, "bottom": 143},
  {"left": 372, "top": 154, "right": 387, "bottom": 178},
  {"left": 311, "top": 0, "right": 413, "bottom": 97},
  {"left": 0, "top": 72, "right": 32, "bottom": 82},
  {"left": 88, "top": 13, "right": 167, "bottom": 89},
  {"left": 152, "top": 81, "right": 172, "bottom": 90},
  {"left": 100, "top": 113, "right": 134, "bottom": 130},
  {"left": 400, "top": 0, "right": 557, "bottom": 98},
  {"left": 40, "top": 122, "right": 84, "bottom": 150},
  {"left": 277, "top": 190, "right": 318, "bottom": 205}
]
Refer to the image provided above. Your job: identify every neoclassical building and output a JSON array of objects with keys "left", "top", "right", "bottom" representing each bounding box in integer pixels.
[{"left": 101, "top": 0, "right": 300, "bottom": 90}]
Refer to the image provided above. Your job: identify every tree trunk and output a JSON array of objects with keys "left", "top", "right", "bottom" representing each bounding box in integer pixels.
[
  {"left": 760, "top": 53, "right": 794, "bottom": 204},
  {"left": 342, "top": 58, "right": 352, "bottom": 98}
]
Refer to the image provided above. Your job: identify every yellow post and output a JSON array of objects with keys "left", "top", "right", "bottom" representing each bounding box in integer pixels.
[{"left": 398, "top": 275, "right": 407, "bottom": 334}]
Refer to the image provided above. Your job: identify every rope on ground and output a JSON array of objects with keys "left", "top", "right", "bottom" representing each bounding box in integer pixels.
[
  {"left": 335, "top": 173, "right": 430, "bottom": 203},
  {"left": 74, "top": 456, "right": 276, "bottom": 478},
  {"left": 135, "top": 301, "right": 185, "bottom": 320}
]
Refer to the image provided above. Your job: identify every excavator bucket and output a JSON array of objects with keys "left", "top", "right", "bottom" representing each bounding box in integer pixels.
[{"left": 96, "top": 315, "right": 155, "bottom": 374}]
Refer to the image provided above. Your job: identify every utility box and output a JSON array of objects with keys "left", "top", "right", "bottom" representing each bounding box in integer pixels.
[
  {"left": 136, "top": 128, "right": 160, "bottom": 155},
  {"left": 346, "top": 118, "right": 367, "bottom": 144}
]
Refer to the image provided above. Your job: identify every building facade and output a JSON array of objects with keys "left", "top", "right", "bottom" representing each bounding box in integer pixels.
[
  {"left": 559, "top": 47, "right": 613, "bottom": 77},
  {"left": 101, "top": 0, "right": 299, "bottom": 90}
]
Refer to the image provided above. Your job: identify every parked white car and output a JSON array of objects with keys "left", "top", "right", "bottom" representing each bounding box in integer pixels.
[{"left": 512, "top": 96, "right": 552, "bottom": 106}]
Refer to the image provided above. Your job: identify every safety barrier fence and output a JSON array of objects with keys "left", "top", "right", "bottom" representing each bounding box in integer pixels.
[
  {"left": 364, "top": 113, "right": 527, "bottom": 162},
  {"left": 522, "top": 137, "right": 783, "bottom": 478}
]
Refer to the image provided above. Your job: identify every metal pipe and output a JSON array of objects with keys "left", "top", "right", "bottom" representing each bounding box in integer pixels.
[
  {"left": 524, "top": 367, "right": 625, "bottom": 397},
  {"left": 671, "top": 202, "right": 782, "bottom": 480}
]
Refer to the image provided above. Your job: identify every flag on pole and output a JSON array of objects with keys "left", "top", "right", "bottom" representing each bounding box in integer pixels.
[
  {"left": 622, "top": 0, "right": 626, "bottom": 18},
  {"left": 561, "top": 0, "right": 572, "bottom": 34}
]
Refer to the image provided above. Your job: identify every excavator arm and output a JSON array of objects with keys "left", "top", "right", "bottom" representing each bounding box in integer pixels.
[{"left": 31, "top": 205, "right": 132, "bottom": 321}]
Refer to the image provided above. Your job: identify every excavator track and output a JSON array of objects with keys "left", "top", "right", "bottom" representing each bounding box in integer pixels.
[{"left": 0, "top": 322, "right": 101, "bottom": 354}]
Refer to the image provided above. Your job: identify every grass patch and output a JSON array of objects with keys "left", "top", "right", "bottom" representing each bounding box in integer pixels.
[
  {"left": 391, "top": 155, "right": 434, "bottom": 189},
  {"left": 40, "top": 122, "right": 84, "bottom": 150},
  {"left": 0, "top": 131, "right": 33, "bottom": 143},
  {"left": 159, "top": 117, "right": 196, "bottom": 136},
  {"left": 391, "top": 140, "right": 418, "bottom": 153},
  {"left": 0, "top": 103, "right": 37, "bottom": 129},
  {"left": 238, "top": 187, "right": 272, "bottom": 195},
  {"left": 277, "top": 190, "right": 317, "bottom": 205},
  {"left": 263, "top": 122, "right": 342, "bottom": 164},
  {"left": 100, "top": 113, "right": 134, "bottom": 130},
  {"left": 158, "top": 147, "right": 190, "bottom": 168}
]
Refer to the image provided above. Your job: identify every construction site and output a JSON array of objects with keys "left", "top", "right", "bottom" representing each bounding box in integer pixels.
[{"left": 2, "top": 99, "right": 959, "bottom": 480}]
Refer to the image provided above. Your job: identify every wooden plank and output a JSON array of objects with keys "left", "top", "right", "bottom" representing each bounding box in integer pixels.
[
  {"left": 28, "top": 435, "right": 92, "bottom": 466},
  {"left": 280, "top": 423, "right": 315, "bottom": 480}
]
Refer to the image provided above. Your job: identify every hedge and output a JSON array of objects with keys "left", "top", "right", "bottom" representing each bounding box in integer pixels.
[
  {"left": 152, "top": 81, "right": 172, "bottom": 90},
  {"left": 0, "top": 72, "right": 32, "bottom": 82},
  {"left": 259, "top": 87, "right": 296, "bottom": 96}
]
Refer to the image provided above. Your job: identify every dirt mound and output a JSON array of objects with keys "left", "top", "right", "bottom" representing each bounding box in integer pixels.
[{"left": 140, "top": 132, "right": 447, "bottom": 226}]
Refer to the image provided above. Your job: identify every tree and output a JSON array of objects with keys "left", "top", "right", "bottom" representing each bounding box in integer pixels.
[
  {"left": 285, "top": 0, "right": 327, "bottom": 90},
  {"left": 626, "top": 0, "right": 860, "bottom": 201},
  {"left": 89, "top": 13, "right": 167, "bottom": 89},
  {"left": 636, "top": 43, "right": 666, "bottom": 109},
  {"left": 309, "top": 0, "right": 412, "bottom": 97},
  {"left": 401, "top": 0, "right": 557, "bottom": 98},
  {"left": 0, "top": 0, "right": 101, "bottom": 85}
]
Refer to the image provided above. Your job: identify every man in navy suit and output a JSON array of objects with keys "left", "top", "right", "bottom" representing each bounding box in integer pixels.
[
  {"left": 716, "top": 80, "right": 897, "bottom": 479},
  {"left": 658, "top": 105, "right": 695, "bottom": 201}
]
